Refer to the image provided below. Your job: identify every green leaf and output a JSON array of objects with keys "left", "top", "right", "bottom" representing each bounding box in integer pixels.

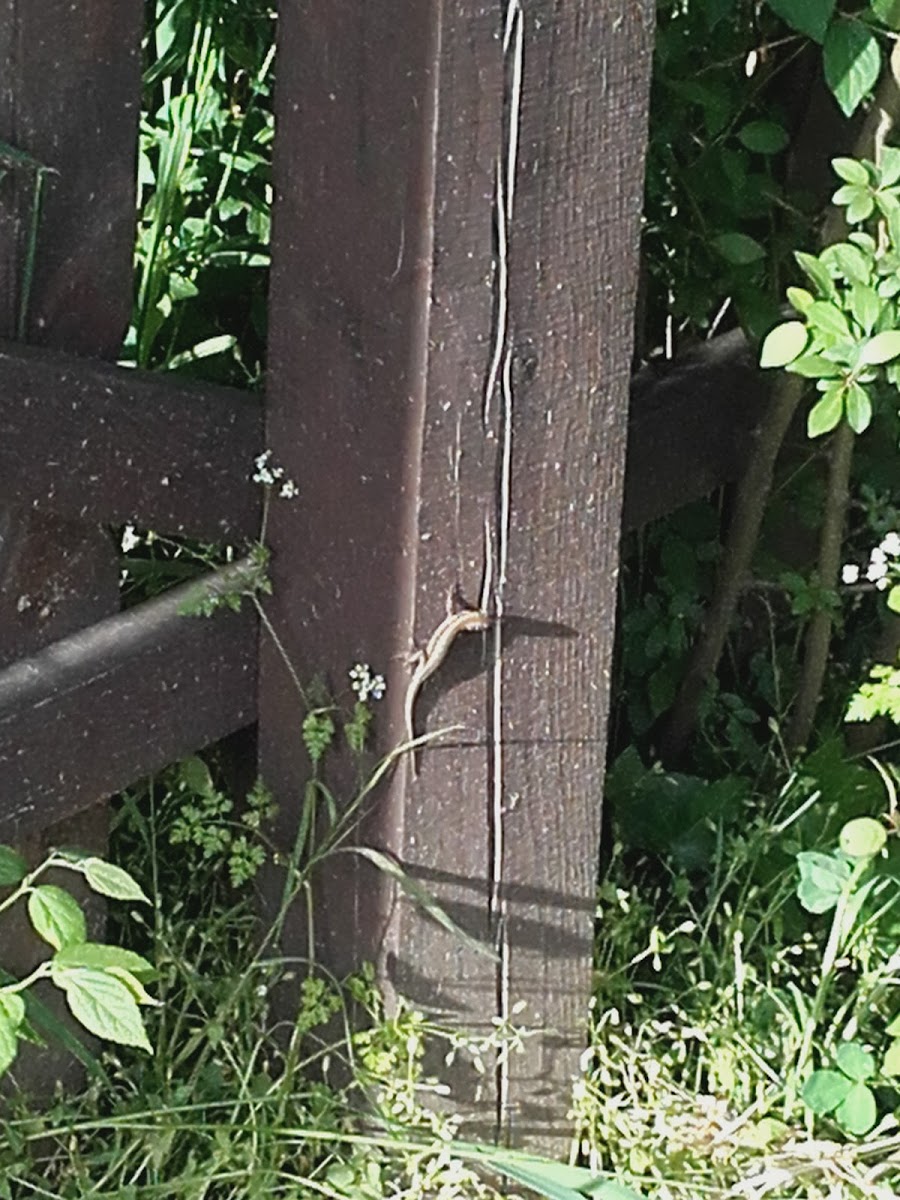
[
  {"left": 883, "top": 1038, "right": 900, "bottom": 1076},
  {"left": 760, "top": 321, "right": 807, "bottom": 367},
  {"left": 713, "top": 232, "right": 766, "bottom": 265},
  {"left": 824, "top": 21, "right": 881, "bottom": 118},
  {"left": 0, "top": 846, "right": 27, "bottom": 887},
  {"left": 807, "top": 387, "right": 845, "bottom": 438},
  {"left": 0, "top": 993, "right": 25, "bottom": 1077},
  {"left": 52, "top": 967, "right": 152, "bottom": 1053},
  {"left": 53, "top": 942, "right": 155, "bottom": 983},
  {"left": 27, "top": 885, "right": 86, "bottom": 951},
  {"left": 844, "top": 382, "right": 872, "bottom": 433},
  {"left": 847, "top": 283, "right": 880, "bottom": 333},
  {"left": 835, "top": 1081, "right": 878, "bottom": 1135},
  {"left": 859, "top": 329, "right": 900, "bottom": 364},
  {"left": 787, "top": 286, "right": 815, "bottom": 314},
  {"left": 82, "top": 859, "right": 149, "bottom": 904},
  {"left": 807, "top": 300, "right": 851, "bottom": 339},
  {"left": 839, "top": 817, "right": 887, "bottom": 859},
  {"left": 737, "top": 120, "right": 789, "bottom": 154},
  {"left": 765, "top": 0, "right": 835, "bottom": 42},
  {"left": 834, "top": 184, "right": 875, "bottom": 223},
  {"left": 796, "top": 849, "right": 851, "bottom": 912},
  {"left": 835, "top": 1041, "right": 876, "bottom": 1081},
  {"left": 833, "top": 157, "right": 871, "bottom": 186},
  {"left": 872, "top": 0, "right": 900, "bottom": 31},
  {"left": 482, "top": 1155, "right": 642, "bottom": 1200},
  {"left": 823, "top": 241, "right": 871, "bottom": 284},
  {"left": 787, "top": 354, "right": 842, "bottom": 378},
  {"left": 803, "top": 1068, "right": 851, "bottom": 1113},
  {"left": 882, "top": 145, "right": 900, "bottom": 186},
  {"left": 795, "top": 250, "right": 837, "bottom": 299},
  {"left": 887, "top": 583, "right": 900, "bottom": 613}
]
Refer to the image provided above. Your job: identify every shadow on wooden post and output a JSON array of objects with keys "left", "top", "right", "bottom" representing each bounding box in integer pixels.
[{"left": 260, "top": 0, "right": 654, "bottom": 1152}]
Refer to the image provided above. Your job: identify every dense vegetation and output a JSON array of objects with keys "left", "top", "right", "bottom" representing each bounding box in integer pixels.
[{"left": 1, "top": 0, "right": 900, "bottom": 1197}]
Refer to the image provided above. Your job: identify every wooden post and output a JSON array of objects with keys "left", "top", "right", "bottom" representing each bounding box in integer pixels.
[{"left": 260, "top": 0, "right": 653, "bottom": 1148}]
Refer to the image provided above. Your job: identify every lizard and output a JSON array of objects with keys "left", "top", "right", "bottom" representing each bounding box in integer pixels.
[{"left": 403, "top": 601, "right": 491, "bottom": 777}]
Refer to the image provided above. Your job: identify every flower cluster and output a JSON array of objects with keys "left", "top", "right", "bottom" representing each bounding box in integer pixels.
[
  {"left": 348, "top": 662, "right": 386, "bottom": 703},
  {"left": 842, "top": 530, "right": 900, "bottom": 589},
  {"left": 251, "top": 450, "right": 298, "bottom": 499}
]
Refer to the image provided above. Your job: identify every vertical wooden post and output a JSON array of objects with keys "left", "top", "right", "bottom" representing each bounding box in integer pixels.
[
  {"left": 261, "top": 0, "right": 653, "bottom": 1148},
  {"left": 0, "top": 0, "right": 143, "bottom": 1073}
]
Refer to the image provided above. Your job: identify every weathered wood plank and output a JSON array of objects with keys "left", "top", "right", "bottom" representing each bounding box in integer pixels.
[
  {"left": 0, "top": 341, "right": 263, "bottom": 541},
  {"left": 261, "top": 0, "right": 653, "bottom": 1152},
  {"left": 0, "top": 562, "right": 258, "bottom": 839}
]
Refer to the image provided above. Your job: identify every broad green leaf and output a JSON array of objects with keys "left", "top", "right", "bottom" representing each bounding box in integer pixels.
[
  {"left": 823, "top": 241, "right": 870, "bottom": 284},
  {"left": 82, "top": 859, "right": 149, "bottom": 904},
  {"left": 765, "top": 0, "right": 834, "bottom": 41},
  {"left": 53, "top": 967, "right": 152, "bottom": 1053},
  {"left": 807, "top": 300, "right": 851, "bottom": 339},
  {"left": 836, "top": 1081, "right": 877, "bottom": 1135},
  {"left": 796, "top": 849, "right": 851, "bottom": 912},
  {"left": 887, "top": 583, "right": 900, "bottom": 613},
  {"left": 713, "top": 232, "right": 766, "bottom": 265},
  {"left": 881, "top": 144, "right": 900, "bottom": 186},
  {"left": 807, "top": 388, "right": 845, "bottom": 438},
  {"left": 844, "top": 382, "right": 872, "bottom": 433},
  {"left": 833, "top": 184, "right": 875, "bottom": 223},
  {"left": 760, "top": 321, "right": 807, "bottom": 367},
  {"left": 0, "top": 846, "right": 27, "bottom": 887},
  {"left": 483, "top": 1155, "right": 642, "bottom": 1200},
  {"left": 872, "top": 0, "right": 900, "bottom": 31},
  {"left": 859, "top": 330, "right": 900, "bottom": 364},
  {"left": 824, "top": 21, "right": 881, "bottom": 118},
  {"left": 835, "top": 1041, "right": 876, "bottom": 1081},
  {"left": 795, "top": 250, "right": 837, "bottom": 299},
  {"left": 847, "top": 283, "right": 880, "bottom": 333},
  {"left": 53, "top": 942, "right": 155, "bottom": 983},
  {"left": 27, "top": 885, "right": 86, "bottom": 951},
  {"left": 839, "top": 817, "right": 886, "bottom": 859},
  {"left": 0, "top": 991, "right": 26, "bottom": 1077},
  {"left": 787, "top": 354, "right": 842, "bottom": 378},
  {"left": 832, "top": 157, "right": 870, "bottom": 186},
  {"left": 786, "top": 286, "right": 815, "bottom": 314},
  {"left": 802, "top": 1067, "right": 851, "bottom": 1113},
  {"left": 883, "top": 1038, "right": 900, "bottom": 1076},
  {"left": 737, "top": 120, "right": 789, "bottom": 154}
]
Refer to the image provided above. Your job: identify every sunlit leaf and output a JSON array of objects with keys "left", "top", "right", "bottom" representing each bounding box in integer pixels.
[
  {"left": 824, "top": 21, "right": 881, "bottom": 117},
  {"left": 760, "top": 321, "right": 807, "bottom": 367},
  {"left": 766, "top": 0, "right": 834, "bottom": 42}
]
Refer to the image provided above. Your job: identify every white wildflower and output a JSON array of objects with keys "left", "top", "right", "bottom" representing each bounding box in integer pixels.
[{"left": 841, "top": 563, "right": 860, "bottom": 584}]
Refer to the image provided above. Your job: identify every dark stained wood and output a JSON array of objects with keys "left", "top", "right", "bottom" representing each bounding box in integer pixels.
[
  {"left": 0, "top": 561, "right": 258, "bottom": 840},
  {"left": 261, "top": 0, "right": 653, "bottom": 1151},
  {"left": 0, "top": 0, "right": 143, "bottom": 656},
  {"left": 0, "top": 342, "right": 263, "bottom": 541}
]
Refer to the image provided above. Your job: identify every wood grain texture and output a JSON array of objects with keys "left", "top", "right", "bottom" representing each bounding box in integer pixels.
[
  {"left": 0, "top": 563, "right": 258, "bottom": 839},
  {"left": 0, "top": 341, "right": 263, "bottom": 541},
  {"left": 262, "top": 0, "right": 653, "bottom": 1150}
]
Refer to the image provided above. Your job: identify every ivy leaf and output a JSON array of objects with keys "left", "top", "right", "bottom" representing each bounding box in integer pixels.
[
  {"left": 27, "top": 885, "right": 86, "bottom": 951},
  {"left": 859, "top": 329, "right": 900, "bottom": 364},
  {"left": 52, "top": 967, "right": 152, "bottom": 1053},
  {"left": 713, "top": 232, "right": 766, "bottom": 264},
  {"left": 760, "top": 321, "right": 807, "bottom": 367},
  {"left": 824, "top": 21, "right": 881, "bottom": 117},
  {"left": 844, "top": 382, "right": 872, "bottom": 433},
  {"left": 765, "top": 0, "right": 835, "bottom": 42}
]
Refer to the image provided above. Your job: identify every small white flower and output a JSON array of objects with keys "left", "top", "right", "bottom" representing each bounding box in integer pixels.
[
  {"left": 279, "top": 479, "right": 299, "bottom": 499},
  {"left": 121, "top": 524, "right": 140, "bottom": 553},
  {"left": 876, "top": 576, "right": 890, "bottom": 591},
  {"left": 349, "top": 663, "right": 386, "bottom": 702},
  {"left": 880, "top": 530, "right": 900, "bottom": 558},
  {"left": 841, "top": 563, "right": 860, "bottom": 584},
  {"left": 867, "top": 557, "right": 889, "bottom": 582}
]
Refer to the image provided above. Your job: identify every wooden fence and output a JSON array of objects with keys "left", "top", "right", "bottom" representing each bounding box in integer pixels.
[{"left": 0, "top": 0, "right": 763, "bottom": 1149}]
